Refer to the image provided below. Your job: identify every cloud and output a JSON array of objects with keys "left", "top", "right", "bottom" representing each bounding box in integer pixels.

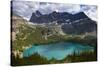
[
  {"left": 37, "top": 3, "right": 81, "bottom": 14},
  {"left": 12, "top": 1, "right": 40, "bottom": 19},
  {"left": 12, "top": 1, "right": 97, "bottom": 21},
  {"left": 81, "top": 5, "right": 97, "bottom": 21}
]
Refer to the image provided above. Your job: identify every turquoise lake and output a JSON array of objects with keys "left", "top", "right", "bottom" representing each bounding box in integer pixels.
[{"left": 23, "top": 42, "right": 94, "bottom": 60}]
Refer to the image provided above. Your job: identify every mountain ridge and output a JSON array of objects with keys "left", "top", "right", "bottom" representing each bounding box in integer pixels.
[{"left": 29, "top": 11, "right": 91, "bottom": 23}]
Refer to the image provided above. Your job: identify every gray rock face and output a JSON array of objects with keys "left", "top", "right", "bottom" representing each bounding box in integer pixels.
[{"left": 62, "top": 18, "right": 97, "bottom": 34}]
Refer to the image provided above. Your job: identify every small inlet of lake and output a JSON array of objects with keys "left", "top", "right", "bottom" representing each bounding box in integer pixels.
[{"left": 23, "top": 42, "right": 94, "bottom": 60}]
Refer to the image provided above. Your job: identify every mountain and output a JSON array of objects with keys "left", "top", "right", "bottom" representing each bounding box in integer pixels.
[
  {"left": 29, "top": 11, "right": 97, "bottom": 34},
  {"left": 62, "top": 18, "right": 97, "bottom": 34},
  {"left": 11, "top": 14, "right": 36, "bottom": 41},
  {"left": 30, "top": 11, "right": 72, "bottom": 23},
  {"left": 35, "top": 10, "right": 42, "bottom": 17},
  {"left": 71, "top": 12, "right": 89, "bottom": 22},
  {"left": 29, "top": 11, "right": 90, "bottom": 23}
]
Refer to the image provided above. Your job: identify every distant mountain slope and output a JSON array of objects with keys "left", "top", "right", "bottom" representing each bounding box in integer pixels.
[{"left": 62, "top": 18, "right": 97, "bottom": 34}]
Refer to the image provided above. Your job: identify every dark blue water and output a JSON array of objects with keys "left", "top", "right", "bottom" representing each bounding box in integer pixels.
[{"left": 23, "top": 42, "right": 94, "bottom": 60}]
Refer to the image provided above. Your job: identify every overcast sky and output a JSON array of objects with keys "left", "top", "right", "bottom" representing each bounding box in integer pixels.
[{"left": 12, "top": 1, "right": 97, "bottom": 21}]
